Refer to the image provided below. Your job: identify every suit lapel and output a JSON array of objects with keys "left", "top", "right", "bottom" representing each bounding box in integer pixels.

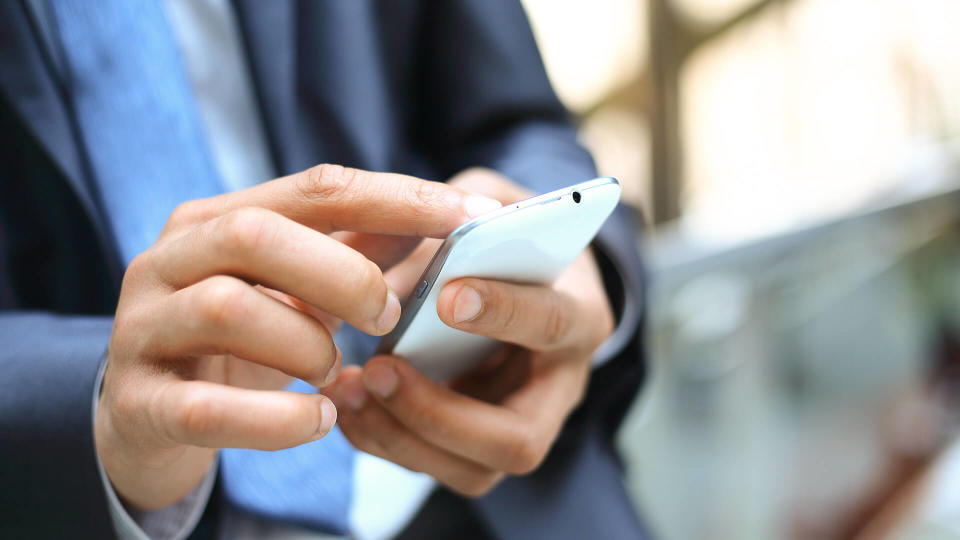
[
  {"left": 0, "top": 1, "right": 124, "bottom": 284},
  {"left": 0, "top": 1, "right": 99, "bottom": 221}
]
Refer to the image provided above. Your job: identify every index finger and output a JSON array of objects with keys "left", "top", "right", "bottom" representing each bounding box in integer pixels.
[{"left": 172, "top": 164, "right": 502, "bottom": 237}]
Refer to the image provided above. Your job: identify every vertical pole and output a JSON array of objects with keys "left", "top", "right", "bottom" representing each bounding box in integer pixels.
[{"left": 648, "top": 0, "right": 684, "bottom": 224}]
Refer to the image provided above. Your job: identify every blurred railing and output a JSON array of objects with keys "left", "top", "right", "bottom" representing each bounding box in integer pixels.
[{"left": 617, "top": 152, "right": 960, "bottom": 539}]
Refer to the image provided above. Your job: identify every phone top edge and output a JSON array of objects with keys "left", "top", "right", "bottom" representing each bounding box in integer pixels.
[
  {"left": 375, "top": 177, "right": 619, "bottom": 355},
  {"left": 444, "top": 177, "right": 619, "bottom": 241}
]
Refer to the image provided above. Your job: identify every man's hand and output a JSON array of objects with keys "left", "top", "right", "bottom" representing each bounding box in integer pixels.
[
  {"left": 96, "top": 164, "right": 502, "bottom": 510},
  {"left": 328, "top": 169, "right": 615, "bottom": 496}
]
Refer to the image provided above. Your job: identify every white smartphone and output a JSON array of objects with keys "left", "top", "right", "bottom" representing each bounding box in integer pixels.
[{"left": 375, "top": 177, "right": 621, "bottom": 381}]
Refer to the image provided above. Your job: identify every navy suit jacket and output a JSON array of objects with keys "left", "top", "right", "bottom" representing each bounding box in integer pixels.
[{"left": 0, "top": 1, "right": 648, "bottom": 538}]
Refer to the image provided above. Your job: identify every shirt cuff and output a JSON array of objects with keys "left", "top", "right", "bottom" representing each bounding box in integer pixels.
[{"left": 92, "top": 357, "right": 218, "bottom": 540}]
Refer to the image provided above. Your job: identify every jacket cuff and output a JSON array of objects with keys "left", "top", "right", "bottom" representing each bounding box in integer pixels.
[{"left": 589, "top": 238, "right": 641, "bottom": 367}]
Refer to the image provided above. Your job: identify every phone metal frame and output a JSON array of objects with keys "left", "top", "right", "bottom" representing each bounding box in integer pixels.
[{"left": 376, "top": 177, "right": 618, "bottom": 355}]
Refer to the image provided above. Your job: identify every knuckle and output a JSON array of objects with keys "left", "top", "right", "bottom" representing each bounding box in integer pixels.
[
  {"left": 218, "top": 207, "right": 276, "bottom": 256},
  {"left": 123, "top": 250, "right": 154, "bottom": 285},
  {"left": 196, "top": 277, "right": 250, "bottom": 328},
  {"left": 168, "top": 200, "right": 205, "bottom": 228},
  {"left": 176, "top": 391, "right": 220, "bottom": 439},
  {"left": 145, "top": 384, "right": 176, "bottom": 444},
  {"left": 453, "top": 471, "right": 502, "bottom": 498},
  {"left": 404, "top": 179, "right": 444, "bottom": 217},
  {"left": 111, "top": 305, "right": 152, "bottom": 356},
  {"left": 109, "top": 386, "right": 141, "bottom": 425},
  {"left": 504, "top": 429, "right": 547, "bottom": 475},
  {"left": 299, "top": 164, "right": 361, "bottom": 201}
]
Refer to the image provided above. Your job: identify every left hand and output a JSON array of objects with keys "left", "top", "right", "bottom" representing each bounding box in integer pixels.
[{"left": 327, "top": 169, "right": 615, "bottom": 496}]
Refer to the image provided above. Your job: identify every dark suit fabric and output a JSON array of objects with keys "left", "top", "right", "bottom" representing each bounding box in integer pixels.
[{"left": 0, "top": 1, "right": 647, "bottom": 538}]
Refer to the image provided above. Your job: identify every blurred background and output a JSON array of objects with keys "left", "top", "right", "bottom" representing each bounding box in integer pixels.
[{"left": 518, "top": 0, "right": 960, "bottom": 538}]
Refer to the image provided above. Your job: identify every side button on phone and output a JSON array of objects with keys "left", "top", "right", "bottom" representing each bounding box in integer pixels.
[{"left": 414, "top": 280, "right": 430, "bottom": 298}]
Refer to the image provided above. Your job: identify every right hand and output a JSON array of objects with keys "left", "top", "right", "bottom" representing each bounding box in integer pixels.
[{"left": 96, "top": 164, "right": 501, "bottom": 510}]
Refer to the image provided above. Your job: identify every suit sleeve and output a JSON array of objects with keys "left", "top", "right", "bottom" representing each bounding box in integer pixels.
[
  {"left": 0, "top": 313, "right": 119, "bottom": 538},
  {"left": 416, "top": 0, "right": 646, "bottom": 398}
]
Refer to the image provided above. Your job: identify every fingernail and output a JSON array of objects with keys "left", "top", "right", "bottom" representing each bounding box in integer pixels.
[
  {"left": 317, "top": 397, "right": 337, "bottom": 436},
  {"left": 364, "top": 362, "right": 399, "bottom": 399},
  {"left": 463, "top": 195, "right": 502, "bottom": 218},
  {"left": 376, "top": 288, "right": 401, "bottom": 334},
  {"left": 341, "top": 378, "right": 367, "bottom": 410},
  {"left": 453, "top": 285, "right": 483, "bottom": 323},
  {"left": 322, "top": 349, "right": 343, "bottom": 387}
]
